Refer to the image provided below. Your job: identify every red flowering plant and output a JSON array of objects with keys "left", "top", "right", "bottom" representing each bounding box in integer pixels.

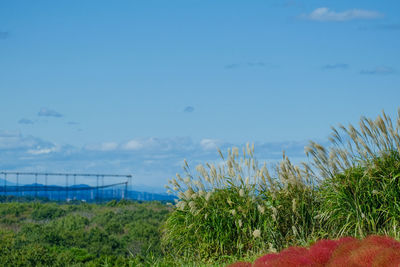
[{"left": 228, "top": 235, "right": 400, "bottom": 267}]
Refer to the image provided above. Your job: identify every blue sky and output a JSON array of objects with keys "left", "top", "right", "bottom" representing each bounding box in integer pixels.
[{"left": 1, "top": 0, "right": 399, "bottom": 191}]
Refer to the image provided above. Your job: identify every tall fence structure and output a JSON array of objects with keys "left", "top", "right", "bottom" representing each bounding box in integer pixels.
[{"left": 0, "top": 171, "right": 132, "bottom": 202}]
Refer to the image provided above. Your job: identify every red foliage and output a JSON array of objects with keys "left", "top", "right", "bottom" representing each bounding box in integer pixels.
[
  {"left": 327, "top": 235, "right": 400, "bottom": 267},
  {"left": 362, "top": 235, "right": 400, "bottom": 250},
  {"left": 266, "top": 247, "right": 313, "bottom": 267},
  {"left": 308, "top": 237, "right": 357, "bottom": 265},
  {"left": 371, "top": 248, "right": 400, "bottom": 267},
  {"left": 253, "top": 247, "right": 315, "bottom": 267},
  {"left": 228, "top": 235, "right": 400, "bottom": 267},
  {"left": 227, "top": 261, "right": 252, "bottom": 267},
  {"left": 326, "top": 238, "right": 362, "bottom": 266},
  {"left": 253, "top": 253, "right": 280, "bottom": 266}
]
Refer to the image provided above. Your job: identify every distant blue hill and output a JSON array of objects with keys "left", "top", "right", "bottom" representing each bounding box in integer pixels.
[
  {"left": 0, "top": 178, "right": 15, "bottom": 186},
  {"left": 23, "top": 183, "right": 44, "bottom": 187},
  {"left": 70, "top": 184, "right": 91, "bottom": 188}
]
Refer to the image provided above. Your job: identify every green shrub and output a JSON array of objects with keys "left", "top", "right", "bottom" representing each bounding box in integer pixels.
[
  {"left": 31, "top": 203, "right": 66, "bottom": 220},
  {"left": 0, "top": 202, "right": 28, "bottom": 217},
  {"left": 307, "top": 110, "right": 400, "bottom": 239},
  {"left": 162, "top": 145, "right": 319, "bottom": 261},
  {"left": 317, "top": 151, "right": 400, "bottom": 238}
]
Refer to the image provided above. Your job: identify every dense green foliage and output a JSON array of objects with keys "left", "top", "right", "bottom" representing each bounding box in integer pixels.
[
  {"left": 318, "top": 150, "right": 400, "bottom": 238},
  {"left": 0, "top": 200, "right": 172, "bottom": 266}
]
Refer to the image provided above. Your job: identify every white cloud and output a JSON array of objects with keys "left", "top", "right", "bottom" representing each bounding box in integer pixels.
[
  {"left": 100, "top": 142, "right": 118, "bottom": 151},
  {"left": 123, "top": 139, "right": 145, "bottom": 150},
  {"left": 27, "top": 147, "right": 57, "bottom": 155},
  {"left": 121, "top": 137, "right": 195, "bottom": 152},
  {"left": 302, "top": 7, "right": 383, "bottom": 22},
  {"left": 0, "top": 131, "right": 54, "bottom": 151},
  {"left": 200, "top": 139, "right": 222, "bottom": 151}
]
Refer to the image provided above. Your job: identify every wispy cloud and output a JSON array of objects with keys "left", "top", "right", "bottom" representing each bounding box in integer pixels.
[
  {"left": 183, "top": 106, "right": 195, "bottom": 113},
  {"left": 27, "top": 147, "right": 58, "bottom": 155},
  {"left": 360, "top": 66, "right": 395, "bottom": 75},
  {"left": 123, "top": 140, "right": 145, "bottom": 150},
  {"left": 376, "top": 24, "right": 400, "bottom": 30},
  {"left": 67, "top": 121, "right": 79, "bottom": 125},
  {"left": 38, "top": 108, "right": 63, "bottom": 118},
  {"left": 0, "top": 131, "right": 55, "bottom": 151},
  {"left": 224, "top": 63, "right": 240, "bottom": 69},
  {"left": 301, "top": 7, "right": 383, "bottom": 22},
  {"left": 200, "top": 139, "right": 223, "bottom": 151},
  {"left": 225, "top": 61, "right": 269, "bottom": 70},
  {"left": 322, "top": 63, "right": 349, "bottom": 70},
  {"left": 247, "top": 62, "right": 266, "bottom": 67},
  {"left": 0, "top": 31, "right": 9, "bottom": 40},
  {"left": 18, "top": 118, "right": 34, "bottom": 125},
  {"left": 99, "top": 142, "right": 119, "bottom": 151}
]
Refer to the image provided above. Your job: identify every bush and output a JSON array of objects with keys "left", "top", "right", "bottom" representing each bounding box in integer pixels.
[
  {"left": 307, "top": 111, "right": 400, "bottom": 239},
  {"left": 31, "top": 203, "right": 66, "bottom": 220},
  {"left": 162, "top": 145, "right": 319, "bottom": 261}
]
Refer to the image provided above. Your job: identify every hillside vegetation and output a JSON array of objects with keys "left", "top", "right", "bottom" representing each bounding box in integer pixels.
[{"left": 0, "top": 200, "right": 171, "bottom": 266}]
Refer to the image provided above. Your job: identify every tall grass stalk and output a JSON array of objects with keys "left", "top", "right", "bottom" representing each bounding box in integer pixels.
[
  {"left": 162, "top": 145, "right": 319, "bottom": 262},
  {"left": 306, "top": 110, "right": 400, "bottom": 239}
]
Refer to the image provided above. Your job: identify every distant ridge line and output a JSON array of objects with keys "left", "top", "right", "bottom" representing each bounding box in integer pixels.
[
  {"left": 0, "top": 171, "right": 132, "bottom": 178},
  {"left": 0, "top": 182, "right": 127, "bottom": 192}
]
